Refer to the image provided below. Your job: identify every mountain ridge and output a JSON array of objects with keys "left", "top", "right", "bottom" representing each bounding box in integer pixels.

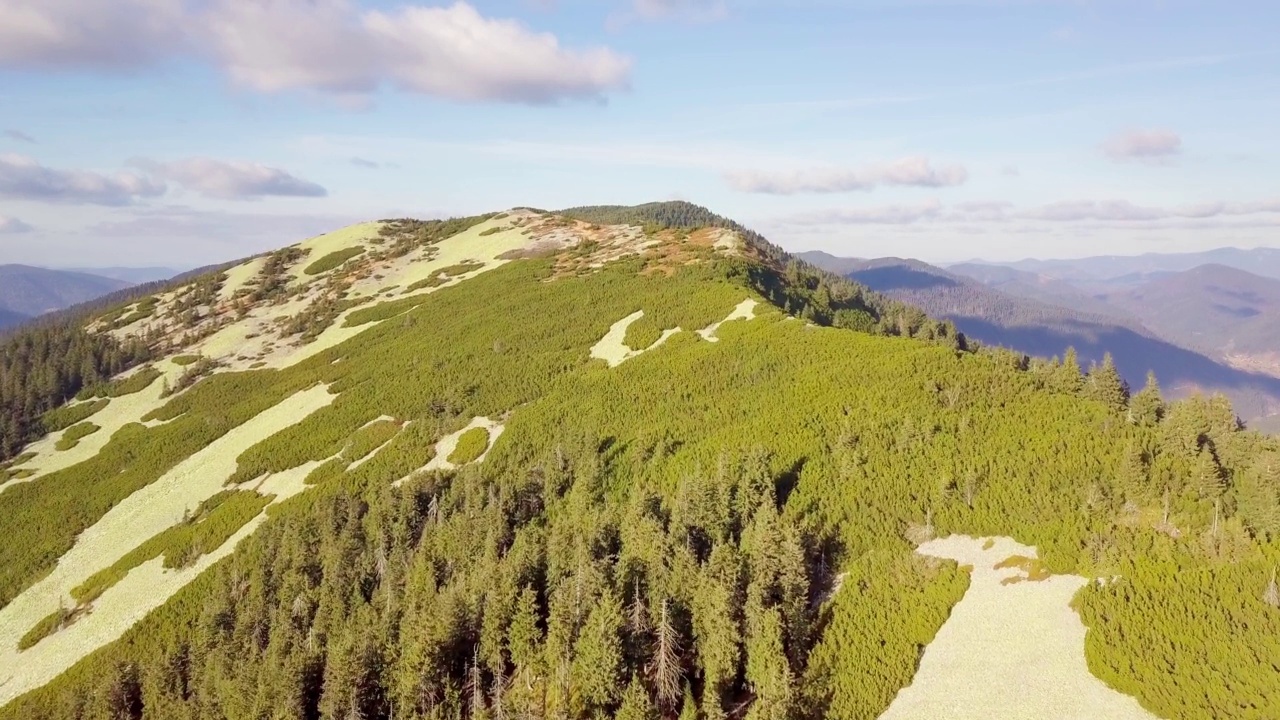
[
  {"left": 0, "top": 265, "right": 132, "bottom": 321},
  {"left": 0, "top": 202, "right": 1277, "bottom": 720}
]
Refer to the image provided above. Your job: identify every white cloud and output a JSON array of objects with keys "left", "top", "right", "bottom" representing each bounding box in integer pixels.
[
  {"left": 207, "top": 0, "right": 631, "bottom": 104},
  {"left": 0, "top": 214, "right": 34, "bottom": 233},
  {"left": 0, "top": 154, "right": 166, "bottom": 205},
  {"left": 726, "top": 156, "right": 968, "bottom": 195},
  {"left": 0, "top": 0, "right": 630, "bottom": 105},
  {"left": 0, "top": 0, "right": 187, "bottom": 70},
  {"left": 1101, "top": 128, "right": 1182, "bottom": 163},
  {"left": 133, "top": 157, "right": 327, "bottom": 200}
]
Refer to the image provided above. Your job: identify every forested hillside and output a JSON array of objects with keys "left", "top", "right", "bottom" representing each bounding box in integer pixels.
[
  {"left": 803, "top": 253, "right": 1280, "bottom": 425},
  {"left": 0, "top": 309, "right": 27, "bottom": 330},
  {"left": 0, "top": 261, "right": 242, "bottom": 462},
  {"left": 0, "top": 204, "right": 1278, "bottom": 720},
  {"left": 1099, "top": 264, "right": 1280, "bottom": 363}
]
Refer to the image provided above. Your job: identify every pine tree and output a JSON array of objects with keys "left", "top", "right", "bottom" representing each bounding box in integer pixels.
[
  {"left": 1130, "top": 371, "right": 1165, "bottom": 426},
  {"left": 1264, "top": 568, "right": 1280, "bottom": 609},
  {"left": 1086, "top": 352, "right": 1130, "bottom": 412},
  {"left": 650, "top": 599, "right": 683, "bottom": 711},
  {"left": 469, "top": 650, "right": 490, "bottom": 720},
  {"left": 508, "top": 586, "right": 541, "bottom": 671},
  {"left": 678, "top": 683, "right": 698, "bottom": 720},
  {"left": 101, "top": 661, "right": 143, "bottom": 720},
  {"left": 1236, "top": 459, "right": 1280, "bottom": 539},
  {"left": 572, "top": 588, "right": 624, "bottom": 709},
  {"left": 616, "top": 676, "right": 657, "bottom": 720},
  {"left": 743, "top": 603, "right": 794, "bottom": 720},
  {"left": 691, "top": 573, "right": 738, "bottom": 720},
  {"left": 1052, "top": 347, "right": 1084, "bottom": 395},
  {"left": 1193, "top": 446, "right": 1225, "bottom": 500},
  {"left": 1118, "top": 443, "right": 1148, "bottom": 502}
]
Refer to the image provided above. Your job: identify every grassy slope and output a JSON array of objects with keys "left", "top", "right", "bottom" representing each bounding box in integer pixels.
[{"left": 1, "top": 216, "right": 1278, "bottom": 718}]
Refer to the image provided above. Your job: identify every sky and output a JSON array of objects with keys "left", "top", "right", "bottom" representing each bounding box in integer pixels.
[{"left": 1, "top": 0, "right": 1278, "bottom": 269}]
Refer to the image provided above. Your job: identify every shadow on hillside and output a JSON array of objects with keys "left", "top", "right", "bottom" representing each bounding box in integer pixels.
[
  {"left": 951, "top": 316, "right": 1280, "bottom": 420},
  {"left": 852, "top": 266, "right": 959, "bottom": 291}
]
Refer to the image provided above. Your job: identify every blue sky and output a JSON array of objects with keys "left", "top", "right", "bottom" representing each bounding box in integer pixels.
[{"left": 1, "top": 0, "right": 1278, "bottom": 268}]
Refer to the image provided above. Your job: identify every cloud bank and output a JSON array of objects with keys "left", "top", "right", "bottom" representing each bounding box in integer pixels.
[
  {"left": 726, "top": 156, "right": 969, "bottom": 195},
  {"left": 0, "top": 0, "right": 631, "bottom": 104},
  {"left": 0, "top": 154, "right": 166, "bottom": 205},
  {"left": 134, "top": 158, "right": 328, "bottom": 200}
]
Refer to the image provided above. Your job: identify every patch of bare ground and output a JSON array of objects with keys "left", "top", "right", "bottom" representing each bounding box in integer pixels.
[{"left": 877, "top": 535, "right": 1161, "bottom": 720}]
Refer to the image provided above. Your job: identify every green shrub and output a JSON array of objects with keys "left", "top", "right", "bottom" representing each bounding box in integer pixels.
[
  {"left": 172, "top": 355, "right": 201, "bottom": 366},
  {"left": 343, "top": 295, "right": 433, "bottom": 327},
  {"left": 304, "top": 247, "right": 366, "bottom": 275},
  {"left": 405, "top": 274, "right": 451, "bottom": 293},
  {"left": 344, "top": 419, "right": 401, "bottom": 461},
  {"left": 70, "top": 490, "right": 271, "bottom": 604},
  {"left": 479, "top": 226, "right": 504, "bottom": 236},
  {"left": 623, "top": 316, "right": 663, "bottom": 350},
  {"left": 55, "top": 422, "right": 100, "bottom": 451},
  {"left": 304, "top": 457, "right": 347, "bottom": 485},
  {"left": 42, "top": 399, "right": 108, "bottom": 433},
  {"left": 78, "top": 366, "right": 162, "bottom": 400},
  {"left": 447, "top": 427, "right": 490, "bottom": 465},
  {"left": 17, "top": 606, "right": 74, "bottom": 651}
]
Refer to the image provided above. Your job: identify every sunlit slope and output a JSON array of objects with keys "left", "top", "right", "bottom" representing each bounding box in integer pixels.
[{"left": 0, "top": 203, "right": 1277, "bottom": 719}]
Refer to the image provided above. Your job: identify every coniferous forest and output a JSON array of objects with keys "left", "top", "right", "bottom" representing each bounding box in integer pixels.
[{"left": 0, "top": 207, "right": 1278, "bottom": 720}]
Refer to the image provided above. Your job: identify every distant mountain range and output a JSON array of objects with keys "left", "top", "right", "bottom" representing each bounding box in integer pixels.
[
  {"left": 964, "top": 246, "right": 1280, "bottom": 285},
  {"left": 0, "top": 265, "right": 171, "bottom": 331},
  {"left": 0, "top": 309, "right": 28, "bottom": 330},
  {"left": 799, "top": 249, "right": 1280, "bottom": 425},
  {"left": 0, "top": 265, "right": 131, "bottom": 319},
  {"left": 60, "top": 266, "right": 183, "bottom": 284}
]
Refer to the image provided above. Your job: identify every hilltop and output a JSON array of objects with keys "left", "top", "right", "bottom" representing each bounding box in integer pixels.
[{"left": 0, "top": 203, "right": 1277, "bottom": 720}]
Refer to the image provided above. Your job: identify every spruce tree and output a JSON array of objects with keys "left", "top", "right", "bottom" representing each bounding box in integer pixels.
[
  {"left": 616, "top": 676, "right": 657, "bottom": 720},
  {"left": 1086, "top": 353, "right": 1130, "bottom": 412},
  {"left": 678, "top": 684, "right": 698, "bottom": 720},
  {"left": 1193, "top": 446, "right": 1226, "bottom": 500},
  {"left": 1236, "top": 459, "right": 1280, "bottom": 539},
  {"left": 572, "top": 588, "right": 624, "bottom": 709},
  {"left": 744, "top": 603, "right": 794, "bottom": 720},
  {"left": 508, "top": 586, "right": 541, "bottom": 671},
  {"left": 1130, "top": 371, "right": 1164, "bottom": 427},
  {"left": 1051, "top": 347, "right": 1084, "bottom": 395}
]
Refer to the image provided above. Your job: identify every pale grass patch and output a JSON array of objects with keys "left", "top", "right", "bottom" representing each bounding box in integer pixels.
[
  {"left": 0, "top": 386, "right": 335, "bottom": 705},
  {"left": 877, "top": 535, "right": 1159, "bottom": 720}
]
